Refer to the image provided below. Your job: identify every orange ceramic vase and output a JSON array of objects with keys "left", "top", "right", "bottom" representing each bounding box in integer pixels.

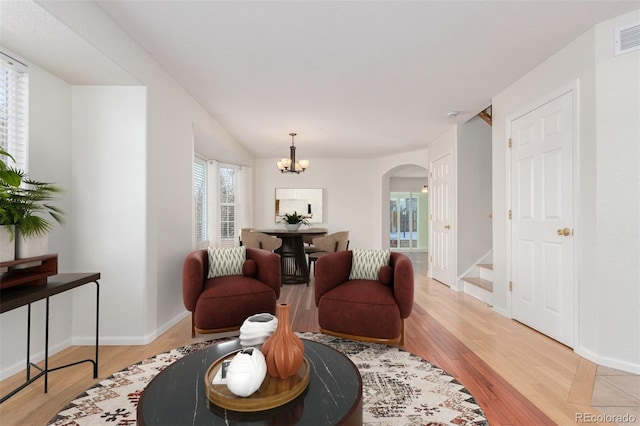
[{"left": 261, "top": 303, "right": 305, "bottom": 379}]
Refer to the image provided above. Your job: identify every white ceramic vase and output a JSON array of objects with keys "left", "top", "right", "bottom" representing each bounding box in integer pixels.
[
  {"left": 0, "top": 225, "right": 15, "bottom": 263},
  {"left": 226, "top": 347, "right": 267, "bottom": 397},
  {"left": 15, "top": 231, "right": 48, "bottom": 259}
]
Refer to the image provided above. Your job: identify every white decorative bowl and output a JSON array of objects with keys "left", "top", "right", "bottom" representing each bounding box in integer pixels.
[{"left": 239, "top": 313, "right": 278, "bottom": 348}]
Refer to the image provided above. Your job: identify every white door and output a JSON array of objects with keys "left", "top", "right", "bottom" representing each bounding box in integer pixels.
[
  {"left": 510, "top": 91, "right": 575, "bottom": 347},
  {"left": 430, "top": 153, "right": 454, "bottom": 286}
]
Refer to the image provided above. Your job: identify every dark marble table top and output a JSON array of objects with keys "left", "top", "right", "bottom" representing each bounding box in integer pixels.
[{"left": 137, "top": 339, "right": 362, "bottom": 425}]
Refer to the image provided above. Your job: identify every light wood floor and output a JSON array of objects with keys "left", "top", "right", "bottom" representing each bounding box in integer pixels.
[{"left": 0, "top": 253, "right": 613, "bottom": 425}]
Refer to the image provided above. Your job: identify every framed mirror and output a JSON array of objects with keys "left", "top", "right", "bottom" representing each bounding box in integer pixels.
[{"left": 275, "top": 188, "right": 323, "bottom": 223}]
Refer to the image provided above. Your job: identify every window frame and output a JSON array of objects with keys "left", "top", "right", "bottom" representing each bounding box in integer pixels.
[
  {"left": 193, "top": 155, "right": 208, "bottom": 248},
  {"left": 218, "top": 164, "right": 237, "bottom": 246},
  {"left": 0, "top": 51, "right": 29, "bottom": 172}
]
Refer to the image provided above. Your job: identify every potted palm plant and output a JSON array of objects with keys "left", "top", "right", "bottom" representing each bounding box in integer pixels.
[
  {"left": 280, "top": 211, "right": 310, "bottom": 231},
  {"left": 0, "top": 149, "right": 65, "bottom": 260}
]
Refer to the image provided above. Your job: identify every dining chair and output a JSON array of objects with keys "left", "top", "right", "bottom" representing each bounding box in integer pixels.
[
  {"left": 307, "top": 231, "right": 349, "bottom": 279},
  {"left": 303, "top": 227, "right": 328, "bottom": 254},
  {"left": 239, "top": 228, "right": 254, "bottom": 246},
  {"left": 241, "top": 229, "right": 283, "bottom": 252}
]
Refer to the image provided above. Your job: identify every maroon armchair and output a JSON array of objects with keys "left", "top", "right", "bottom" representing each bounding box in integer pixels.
[
  {"left": 183, "top": 248, "right": 281, "bottom": 337},
  {"left": 314, "top": 250, "right": 414, "bottom": 346}
]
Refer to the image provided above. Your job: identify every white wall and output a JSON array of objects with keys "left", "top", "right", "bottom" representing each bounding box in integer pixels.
[
  {"left": 254, "top": 158, "right": 379, "bottom": 249},
  {"left": 592, "top": 11, "right": 640, "bottom": 372},
  {"left": 457, "top": 116, "right": 492, "bottom": 274},
  {"left": 71, "top": 86, "right": 148, "bottom": 342},
  {"left": 389, "top": 178, "right": 425, "bottom": 192},
  {"left": 493, "top": 10, "right": 639, "bottom": 373}
]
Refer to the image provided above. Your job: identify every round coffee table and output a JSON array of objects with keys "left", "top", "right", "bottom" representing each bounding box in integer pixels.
[{"left": 137, "top": 339, "right": 362, "bottom": 425}]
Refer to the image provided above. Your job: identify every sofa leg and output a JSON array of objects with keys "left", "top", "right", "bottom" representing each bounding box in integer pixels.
[
  {"left": 399, "top": 319, "right": 405, "bottom": 347},
  {"left": 191, "top": 313, "right": 196, "bottom": 338}
]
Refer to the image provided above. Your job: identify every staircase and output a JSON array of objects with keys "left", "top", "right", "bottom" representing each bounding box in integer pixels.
[{"left": 461, "top": 263, "right": 493, "bottom": 306}]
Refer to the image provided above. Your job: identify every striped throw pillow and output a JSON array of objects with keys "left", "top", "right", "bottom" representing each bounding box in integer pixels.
[
  {"left": 208, "top": 246, "right": 246, "bottom": 278},
  {"left": 349, "top": 248, "right": 390, "bottom": 281}
]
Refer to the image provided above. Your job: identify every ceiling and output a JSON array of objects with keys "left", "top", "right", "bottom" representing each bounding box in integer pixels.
[{"left": 5, "top": 1, "right": 640, "bottom": 159}]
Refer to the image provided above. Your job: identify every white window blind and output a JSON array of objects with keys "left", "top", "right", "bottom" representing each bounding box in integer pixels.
[
  {"left": 194, "top": 156, "right": 208, "bottom": 246},
  {"left": 0, "top": 51, "right": 28, "bottom": 172}
]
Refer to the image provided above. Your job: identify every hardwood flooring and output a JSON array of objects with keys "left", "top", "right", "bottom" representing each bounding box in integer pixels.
[{"left": 0, "top": 253, "right": 613, "bottom": 425}]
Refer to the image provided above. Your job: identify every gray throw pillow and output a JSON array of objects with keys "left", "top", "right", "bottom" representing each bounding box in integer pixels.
[
  {"left": 208, "top": 246, "right": 246, "bottom": 278},
  {"left": 349, "top": 248, "right": 390, "bottom": 280}
]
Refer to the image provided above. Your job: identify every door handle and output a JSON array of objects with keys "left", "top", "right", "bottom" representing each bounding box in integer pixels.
[
  {"left": 557, "top": 228, "right": 571, "bottom": 236},
  {"left": 444, "top": 225, "right": 451, "bottom": 229}
]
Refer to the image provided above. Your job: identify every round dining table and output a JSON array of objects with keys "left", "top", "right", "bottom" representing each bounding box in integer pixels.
[{"left": 254, "top": 229, "right": 326, "bottom": 285}]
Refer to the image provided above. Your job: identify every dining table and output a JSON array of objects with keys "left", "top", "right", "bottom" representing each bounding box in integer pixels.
[{"left": 254, "top": 228, "right": 327, "bottom": 285}]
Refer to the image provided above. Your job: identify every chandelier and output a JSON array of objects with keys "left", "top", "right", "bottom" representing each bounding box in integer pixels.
[{"left": 276, "top": 132, "right": 309, "bottom": 173}]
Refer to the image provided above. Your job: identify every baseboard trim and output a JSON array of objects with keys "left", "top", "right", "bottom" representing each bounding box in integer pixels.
[
  {"left": 71, "top": 311, "right": 191, "bottom": 346},
  {"left": 491, "top": 305, "right": 511, "bottom": 318},
  {"left": 575, "top": 346, "right": 640, "bottom": 375},
  {"left": 1, "top": 312, "right": 193, "bottom": 380},
  {"left": 0, "top": 338, "right": 72, "bottom": 381}
]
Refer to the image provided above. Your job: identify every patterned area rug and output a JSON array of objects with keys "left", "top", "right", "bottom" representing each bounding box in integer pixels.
[{"left": 48, "top": 333, "right": 487, "bottom": 425}]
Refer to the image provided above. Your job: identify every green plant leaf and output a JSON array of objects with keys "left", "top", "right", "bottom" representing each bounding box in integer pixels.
[
  {"left": 0, "top": 169, "right": 22, "bottom": 187},
  {"left": 280, "top": 211, "right": 310, "bottom": 225},
  {"left": 0, "top": 167, "right": 65, "bottom": 236}
]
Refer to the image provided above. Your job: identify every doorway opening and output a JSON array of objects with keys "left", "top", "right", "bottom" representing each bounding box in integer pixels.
[
  {"left": 386, "top": 164, "right": 429, "bottom": 253},
  {"left": 389, "top": 191, "right": 427, "bottom": 251}
]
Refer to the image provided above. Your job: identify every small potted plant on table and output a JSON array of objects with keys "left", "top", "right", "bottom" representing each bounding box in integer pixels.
[{"left": 280, "top": 211, "right": 309, "bottom": 231}]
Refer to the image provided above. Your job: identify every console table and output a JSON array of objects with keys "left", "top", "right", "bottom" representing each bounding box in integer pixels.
[{"left": 0, "top": 273, "right": 101, "bottom": 403}]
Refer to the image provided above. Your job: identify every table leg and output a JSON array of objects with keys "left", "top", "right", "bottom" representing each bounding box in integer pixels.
[
  {"left": 292, "top": 237, "right": 310, "bottom": 286},
  {"left": 94, "top": 281, "right": 100, "bottom": 378},
  {"left": 277, "top": 236, "right": 310, "bottom": 285},
  {"left": 44, "top": 297, "right": 50, "bottom": 393},
  {"left": 0, "top": 274, "right": 101, "bottom": 404},
  {"left": 26, "top": 304, "right": 31, "bottom": 382}
]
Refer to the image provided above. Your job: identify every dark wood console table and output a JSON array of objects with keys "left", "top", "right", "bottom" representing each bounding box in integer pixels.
[{"left": 0, "top": 273, "right": 101, "bottom": 403}]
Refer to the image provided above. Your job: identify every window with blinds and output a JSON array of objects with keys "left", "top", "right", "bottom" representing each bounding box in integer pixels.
[
  {"left": 194, "top": 156, "right": 208, "bottom": 245},
  {"left": 0, "top": 51, "right": 28, "bottom": 172},
  {"left": 219, "top": 166, "right": 236, "bottom": 241}
]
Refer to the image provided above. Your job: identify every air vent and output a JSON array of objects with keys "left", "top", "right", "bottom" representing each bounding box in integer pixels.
[{"left": 615, "top": 22, "right": 640, "bottom": 56}]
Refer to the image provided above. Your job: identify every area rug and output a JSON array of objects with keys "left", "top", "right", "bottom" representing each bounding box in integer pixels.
[{"left": 48, "top": 333, "right": 487, "bottom": 425}]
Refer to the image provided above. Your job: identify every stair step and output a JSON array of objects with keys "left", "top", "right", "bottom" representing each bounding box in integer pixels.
[
  {"left": 462, "top": 277, "right": 493, "bottom": 293},
  {"left": 478, "top": 263, "right": 493, "bottom": 270}
]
